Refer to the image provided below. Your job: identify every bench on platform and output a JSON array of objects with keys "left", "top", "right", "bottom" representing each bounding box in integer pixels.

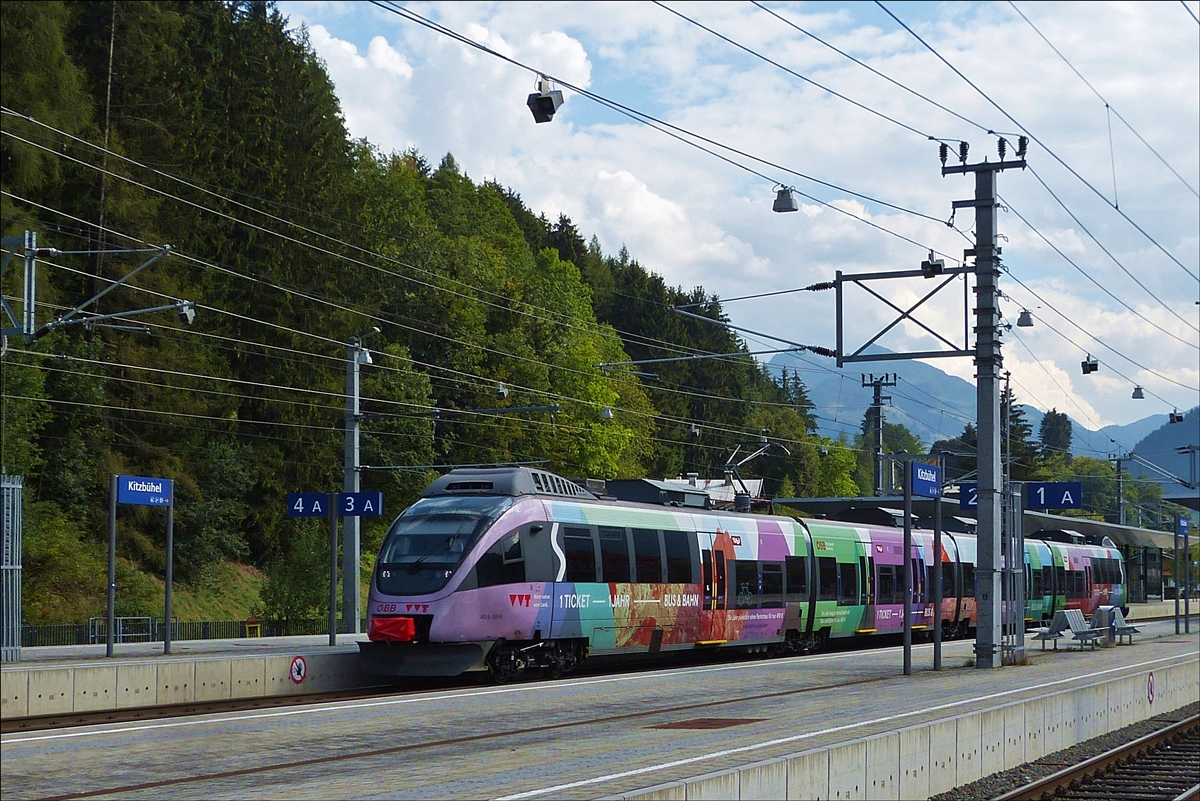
[
  {"left": 1112, "top": 608, "right": 1141, "bottom": 645},
  {"left": 1032, "top": 611, "right": 1070, "bottom": 650},
  {"left": 1065, "top": 609, "right": 1105, "bottom": 651}
]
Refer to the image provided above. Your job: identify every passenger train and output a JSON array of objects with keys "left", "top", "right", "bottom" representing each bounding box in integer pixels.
[{"left": 359, "top": 467, "right": 1126, "bottom": 681}]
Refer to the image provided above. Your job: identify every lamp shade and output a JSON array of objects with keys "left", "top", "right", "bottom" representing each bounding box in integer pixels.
[
  {"left": 772, "top": 187, "right": 799, "bottom": 213},
  {"left": 1017, "top": 309, "right": 1033, "bottom": 327}
]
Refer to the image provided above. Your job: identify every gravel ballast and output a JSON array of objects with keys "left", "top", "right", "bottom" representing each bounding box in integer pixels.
[{"left": 929, "top": 700, "right": 1199, "bottom": 801}]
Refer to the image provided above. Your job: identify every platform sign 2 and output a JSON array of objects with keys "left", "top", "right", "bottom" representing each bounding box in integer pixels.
[
  {"left": 959, "top": 482, "right": 978, "bottom": 510},
  {"left": 1025, "top": 481, "right": 1083, "bottom": 510},
  {"left": 287, "top": 492, "right": 331, "bottom": 518},
  {"left": 117, "top": 475, "right": 173, "bottom": 506},
  {"left": 910, "top": 462, "right": 941, "bottom": 498},
  {"left": 338, "top": 491, "right": 383, "bottom": 517}
]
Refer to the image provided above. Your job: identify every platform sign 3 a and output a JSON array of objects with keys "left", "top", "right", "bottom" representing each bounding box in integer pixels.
[
  {"left": 338, "top": 491, "right": 383, "bottom": 517},
  {"left": 287, "top": 492, "right": 330, "bottom": 518},
  {"left": 1025, "top": 482, "right": 1083, "bottom": 510}
]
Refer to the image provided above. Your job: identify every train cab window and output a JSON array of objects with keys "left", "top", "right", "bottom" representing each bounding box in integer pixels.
[
  {"left": 599, "top": 526, "right": 631, "bottom": 583},
  {"left": 838, "top": 561, "right": 858, "bottom": 606},
  {"left": 477, "top": 530, "right": 525, "bottom": 587},
  {"left": 877, "top": 565, "right": 898, "bottom": 605},
  {"left": 785, "top": 556, "right": 808, "bottom": 602},
  {"left": 563, "top": 527, "right": 598, "bottom": 583},
  {"left": 817, "top": 557, "right": 838, "bottom": 602},
  {"left": 664, "top": 531, "right": 694, "bottom": 583},
  {"left": 761, "top": 562, "right": 784, "bottom": 608},
  {"left": 632, "top": 529, "right": 663, "bottom": 583}
]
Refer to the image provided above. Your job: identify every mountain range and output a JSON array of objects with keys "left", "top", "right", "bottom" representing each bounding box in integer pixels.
[{"left": 768, "top": 350, "right": 1198, "bottom": 490}]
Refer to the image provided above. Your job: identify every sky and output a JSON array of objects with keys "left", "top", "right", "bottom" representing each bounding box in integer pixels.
[{"left": 275, "top": 0, "right": 1200, "bottom": 433}]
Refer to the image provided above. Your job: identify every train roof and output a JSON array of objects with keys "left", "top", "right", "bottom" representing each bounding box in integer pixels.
[{"left": 422, "top": 467, "right": 597, "bottom": 501}]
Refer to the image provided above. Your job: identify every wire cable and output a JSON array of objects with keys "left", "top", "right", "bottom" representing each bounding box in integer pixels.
[{"left": 876, "top": 1, "right": 1198, "bottom": 283}]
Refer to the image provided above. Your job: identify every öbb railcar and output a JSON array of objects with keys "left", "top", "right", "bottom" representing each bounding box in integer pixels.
[{"left": 359, "top": 467, "right": 1125, "bottom": 680}]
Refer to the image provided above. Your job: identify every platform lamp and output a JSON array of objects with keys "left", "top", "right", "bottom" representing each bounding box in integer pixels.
[
  {"left": 1170, "top": 410, "right": 1184, "bottom": 424},
  {"left": 527, "top": 75, "right": 563, "bottom": 123},
  {"left": 1131, "top": 385, "right": 1145, "bottom": 399},
  {"left": 1016, "top": 309, "right": 1034, "bottom": 327},
  {"left": 1081, "top": 355, "right": 1099, "bottom": 375},
  {"left": 772, "top": 186, "right": 799, "bottom": 213}
]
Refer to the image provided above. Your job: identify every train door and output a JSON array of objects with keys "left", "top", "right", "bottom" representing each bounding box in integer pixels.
[{"left": 699, "top": 530, "right": 734, "bottom": 643}]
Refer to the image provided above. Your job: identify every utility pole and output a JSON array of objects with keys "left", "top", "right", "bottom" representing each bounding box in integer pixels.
[
  {"left": 862, "top": 373, "right": 896, "bottom": 496},
  {"left": 343, "top": 328, "right": 377, "bottom": 633},
  {"left": 1115, "top": 455, "right": 1125, "bottom": 526},
  {"left": 942, "top": 138, "right": 1026, "bottom": 669}
]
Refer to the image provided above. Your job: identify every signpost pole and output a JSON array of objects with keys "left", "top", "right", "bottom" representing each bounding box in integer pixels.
[
  {"left": 903, "top": 458, "right": 913, "bottom": 676},
  {"left": 107, "top": 475, "right": 117, "bottom": 658},
  {"left": 933, "top": 456, "right": 943, "bottom": 671},
  {"left": 329, "top": 494, "right": 339, "bottom": 647},
  {"left": 1175, "top": 517, "right": 1181, "bottom": 635},
  {"left": 164, "top": 482, "right": 174, "bottom": 655},
  {"left": 1185, "top": 518, "right": 1191, "bottom": 635}
]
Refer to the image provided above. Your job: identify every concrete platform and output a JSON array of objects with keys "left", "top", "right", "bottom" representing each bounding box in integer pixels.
[
  {"left": 1, "top": 634, "right": 368, "bottom": 719},
  {"left": 1, "top": 615, "right": 1195, "bottom": 800}
]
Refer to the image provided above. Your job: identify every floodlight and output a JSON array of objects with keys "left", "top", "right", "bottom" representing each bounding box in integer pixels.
[
  {"left": 175, "top": 300, "right": 196, "bottom": 326},
  {"left": 772, "top": 187, "right": 799, "bottom": 213},
  {"left": 920, "top": 250, "right": 944, "bottom": 278},
  {"left": 1081, "top": 355, "right": 1099, "bottom": 375},
  {"left": 526, "top": 76, "right": 563, "bottom": 123},
  {"left": 600, "top": 406, "right": 614, "bottom": 420}
]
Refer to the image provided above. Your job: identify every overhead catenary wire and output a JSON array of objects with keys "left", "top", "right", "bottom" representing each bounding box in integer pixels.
[
  {"left": 875, "top": 1, "right": 1199, "bottom": 284},
  {"left": 1007, "top": 0, "right": 1199, "bottom": 199}
]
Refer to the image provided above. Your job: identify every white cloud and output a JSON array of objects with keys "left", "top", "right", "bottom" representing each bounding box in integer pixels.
[{"left": 280, "top": 1, "right": 1200, "bottom": 427}]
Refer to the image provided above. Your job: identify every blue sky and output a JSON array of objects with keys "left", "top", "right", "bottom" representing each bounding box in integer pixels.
[{"left": 276, "top": 1, "right": 1200, "bottom": 432}]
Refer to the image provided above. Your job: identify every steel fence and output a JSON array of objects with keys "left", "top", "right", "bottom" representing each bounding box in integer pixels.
[{"left": 21, "top": 618, "right": 339, "bottom": 647}]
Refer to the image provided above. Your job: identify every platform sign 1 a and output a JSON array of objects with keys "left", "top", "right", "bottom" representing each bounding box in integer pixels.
[
  {"left": 1025, "top": 481, "right": 1083, "bottom": 510},
  {"left": 910, "top": 462, "right": 941, "bottom": 498}
]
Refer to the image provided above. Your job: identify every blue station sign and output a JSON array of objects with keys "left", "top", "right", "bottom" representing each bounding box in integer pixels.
[
  {"left": 117, "top": 475, "right": 173, "bottom": 506},
  {"left": 910, "top": 462, "right": 941, "bottom": 498},
  {"left": 288, "top": 491, "right": 383, "bottom": 517},
  {"left": 1026, "top": 481, "right": 1083, "bottom": 510},
  {"left": 338, "top": 491, "right": 383, "bottom": 517},
  {"left": 287, "top": 492, "right": 331, "bottom": 518},
  {"left": 1179, "top": 516, "right": 1191, "bottom": 537}
]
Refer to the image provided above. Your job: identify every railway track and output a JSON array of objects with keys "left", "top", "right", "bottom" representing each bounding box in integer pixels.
[{"left": 995, "top": 713, "right": 1200, "bottom": 801}]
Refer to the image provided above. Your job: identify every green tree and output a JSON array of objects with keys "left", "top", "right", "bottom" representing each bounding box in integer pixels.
[{"left": 1039, "top": 408, "right": 1073, "bottom": 458}]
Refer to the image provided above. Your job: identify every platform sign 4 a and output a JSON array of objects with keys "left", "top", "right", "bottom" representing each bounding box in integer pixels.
[
  {"left": 1025, "top": 482, "right": 1083, "bottom": 510},
  {"left": 287, "top": 492, "right": 330, "bottom": 518}
]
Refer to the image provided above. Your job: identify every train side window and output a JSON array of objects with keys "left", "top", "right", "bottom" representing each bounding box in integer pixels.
[
  {"left": 732, "top": 560, "right": 757, "bottom": 609},
  {"left": 563, "top": 527, "right": 598, "bottom": 583},
  {"left": 1030, "top": 564, "right": 1042, "bottom": 596},
  {"left": 761, "top": 562, "right": 784, "bottom": 608},
  {"left": 633, "top": 528, "right": 663, "bottom": 583},
  {"left": 942, "top": 562, "right": 955, "bottom": 598},
  {"left": 664, "top": 531, "right": 694, "bottom": 583},
  {"left": 877, "top": 565, "right": 898, "bottom": 605},
  {"left": 1054, "top": 565, "right": 1066, "bottom": 595},
  {"left": 1041, "top": 566, "right": 1052, "bottom": 595},
  {"left": 785, "top": 555, "right": 808, "bottom": 602},
  {"left": 837, "top": 561, "right": 858, "bottom": 606},
  {"left": 817, "top": 557, "right": 838, "bottom": 601},
  {"left": 962, "top": 563, "right": 976, "bottom": 598},
  {"left": 599, "top": 526, "right": 631, "bottom": 583}
]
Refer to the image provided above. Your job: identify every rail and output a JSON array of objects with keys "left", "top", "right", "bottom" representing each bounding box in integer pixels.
[{"left": 993, "top": 713, "right": 1200, "bottom": 801}]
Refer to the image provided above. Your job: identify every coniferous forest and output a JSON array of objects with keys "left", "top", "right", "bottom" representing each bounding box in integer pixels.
[
  {"left": 2, "top": 2, "right": 1182, "bottom": 626},
  {"left": 2, "top": 1, "right": 861, "bottom": 624}
]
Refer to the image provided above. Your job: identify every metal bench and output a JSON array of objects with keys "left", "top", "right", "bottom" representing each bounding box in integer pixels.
[
  {"left": 1112, "top": 608, "right": 1141, "bottom": 645},
  {"left": 1032, "top": 611, "right": 1070, "bottom": 650},
  {"left": 1065, "top": 609, "right": 1105, "bottom": 651}
]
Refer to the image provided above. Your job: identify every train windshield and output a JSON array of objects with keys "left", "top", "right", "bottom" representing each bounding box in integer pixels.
[{"left": 375, "top": 495, "right": 513, "bottom": 596}]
